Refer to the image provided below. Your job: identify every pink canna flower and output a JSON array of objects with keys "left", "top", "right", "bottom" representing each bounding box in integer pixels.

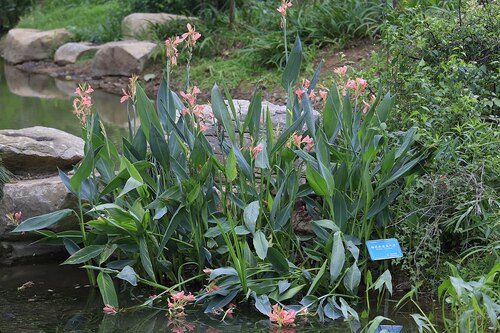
[
  {"left": 72, "top": 83, "right": 93, "bottom": 124},
  {"left": 103, "top": 304, "right": 118, "bottom": 315},
  {"left": 182, "top": 23, "right": 201, "bottom": 48},
  {"left": 253, "top": 143, "right": 264, "bottom": 159},
  {"left": 295, "top": 88, "right": 304, "bottom": 101},
  {"left": 362, "top": 99, "right": 371, "bottom": 114},
  {"left": 171, "top": 291, "right": 196, "bottom": 302},
  {"left": 334, "top": 66, "right": 348, "bottom": 77},
  {"left": 203, "top": 267, "right": 213, "bottom": 274},
  {"left": 319, "top": 90, "right": 328, "bottom": 102},
  {"left": 302, "top": 135, "right": 314, "bottom": 151},
  {"left": 302, "top": 78, "right": 310, "bottom": 90},
  {"left": 309, "top": 90, "right": 316, "bottom": 100},
  {"left": 277, "top": 0, "right": 293, "bottom": 16},
  {"left": 292, "top": 132, "right": 303, "bottom": 146},
  {"left": 14, "top": 211, "right": 22, "bottom": 222},
  {"left": 165, "top": 36, "right": 183, "bottom": 66},
  {"left": 120, "top": 89, "right": 130, "bottom": 104},
  {"left": 268, "top": 304, "right": 296, "bottom": 327},
  {"left": 356, "top": 78, "right": 367, "bottom": 92}
]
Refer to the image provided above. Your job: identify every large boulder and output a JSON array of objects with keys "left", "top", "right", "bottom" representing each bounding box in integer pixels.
[
  {"left": 54, "top": 42, "right": 100, "bottom": 65},
  {"left": 2, "top": 28, "right": 72, "bottom": 64},
  {"left": 0, "top": 127, "right": 84, "bottom": 175},
  {"left": 0, "top": 176, "right": 78, "bottom": 242},
  {"left": 92, "top": 40, "right": 157, "bottom": 76},
  {"left": 122, "top": 13, "right": 195, "bottom": 39}
]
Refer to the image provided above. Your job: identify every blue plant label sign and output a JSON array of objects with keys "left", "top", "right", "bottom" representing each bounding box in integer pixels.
[
  {"left": 375, "top": 325, "right": 404, "bottom": 333},
  {"left": 366, "top": 238, "right": 403, "bottom": 261}
]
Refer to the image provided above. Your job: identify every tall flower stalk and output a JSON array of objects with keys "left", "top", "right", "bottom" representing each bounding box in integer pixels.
[{"left": 277, "top": 0, "right": 293, "bottom": 63}]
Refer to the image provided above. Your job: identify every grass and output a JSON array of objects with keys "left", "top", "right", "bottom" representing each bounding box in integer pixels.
[{"left": 17, "top": 0, "right": 126, "bottom": 43}]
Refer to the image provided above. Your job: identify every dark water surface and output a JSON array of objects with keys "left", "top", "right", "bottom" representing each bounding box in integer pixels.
[{"left": 0, "top": 263, "right": 432, "bottom": 333}]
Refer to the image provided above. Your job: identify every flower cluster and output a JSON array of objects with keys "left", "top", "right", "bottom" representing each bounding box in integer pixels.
[
  {"left": 333, "top": 66, "right": 375, "bottom": 113},
  {"left": 168, "top": 318, "right": 195, "bottom": 333},
  {"left": 120, "top": 75, "right": 139, "bottom": 104},
  {"left": 179, "top": 86, "right": 213, "bottom": 133},
  {"left": 167, "top": 291, "right": 196, "bottom": 317},
  {"left": 165, "top": 24, "right": 201, "bottom": 65},
  {"left": 295, "top": 78, "right": 316, "bottom": 102},
  {"left": 291, "top": 132, "right": 314, "bottom": 151},
  {"left": 277, "top": 0, "right": 293, "bottom": 26},
  {"left": 252, "top": 143, "right": 265, "bottom": 159},
  {"left": 268, "top": 304, "right": 296, "bottom": 327},
  {"left": 72, "top": 84, "right": 93, "bottom": 124}
]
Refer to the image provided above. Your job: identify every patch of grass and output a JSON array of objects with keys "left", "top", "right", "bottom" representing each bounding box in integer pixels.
[{"left": 17, "top": 0, "right": 128, "bottom": 43}]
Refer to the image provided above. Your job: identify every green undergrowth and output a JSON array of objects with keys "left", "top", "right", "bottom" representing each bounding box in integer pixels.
[{"left": 17, "top": 0, "right": 127, "bottom": 43}]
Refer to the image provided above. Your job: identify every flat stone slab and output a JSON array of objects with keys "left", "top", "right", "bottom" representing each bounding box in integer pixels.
[
  {"left": 54, "top": 42, "right": 100, "bottom": 65},
  {"left": 0, "top": 176, "right": 78, "bottom": 242},
  {"left": 122, "top": 13, "right": 196, "bottom": 39},
  {"left": 0, "top": 127, "right": 84, "bottom": 174},
  {"left": 2, "top": 28, "right": 72, "bottom": 64},
  {"left": 92, "top": 40, "right": 157, "bottom": 76}
]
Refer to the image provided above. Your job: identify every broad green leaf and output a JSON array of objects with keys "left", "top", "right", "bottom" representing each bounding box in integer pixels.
[
  {"left": 378, "top": 156, "right": 421, "bottom": 191},
  {"left": 225, "top": 148, "right": 237, "bottom": 182},
  {"left": 117, "top": 177, "right": 143, "bottom": 198},
  {"left": 253, "top": 294, "right": 272, "bottom": 316},
  {"left": 270, "top": 112, "right": 306, "bottom": 156},
  {"left": 117, "top": 265, "right": 138, "bottom": 286},
  {"left": 99, "top": 244, "right": 118, "bottom": 265},
  {"left": 140, "top": 237, "right": 156, "bottom": 282},
  {"left": 302, "top": 92, "right": 316, "bottom": 138},
  {"left": 63, "top": 245, "right": 105, "bottom": 265},
  {"left": 375, "top": 92, "right": 394, "bottom": 124},
  {"left": 330, "top": 231, "right": 345, "bottom": 283},
  {"left": 307, "top": 261, "right": 327, "bottom": 295},
  {"left": 374, "top": 269, "right": 393, "bottom": 295},
  {"left": 306, "top": 163, "right": 329, "bottom": 196},
  {"left": 243, "top": 201, "right": 260, "bottom": 234},
  {"left": 333, "top": 194, "right": 348, "bottom": 231},
  {"left": 323, "top": 83, "right": 342, "bottom": 139},
  {"left": 211, "top": 84, "right": 235, "bottom": 143},
  {"left": 136, "top": 83, "right": 162, "bottom": 139},
  {"left": 149, "top": 126, "right": 169, "bottom": 169},
  {"left": 267, "top": 247, "right": 289, "bottom": 274},
  {"left": 97, "top": 272, "right": 118, "bottom": 308},
  {"left": 281, "top": 34, "right": 302, "bottom": 89},
  {"left": 244, "top": 91, "right": 262, "bottom": 140},
  {"left": 255, "top": 143, "right": 270, "bottom": 169},
  {"left": 278, "top": 284, "right": 305, "bottom": 302},
  {"left": 343, "top": 263, "right": 361, "bottom": 293},
  {"left": 253, "top": 230, "right": 268, "bottom": 260},
  {"left": 12, "top": 209, "right": 74, "bottom": 232},
  {"left": 70, "top": 145, "right": 98, "bottom": 193},
  {"left": 232, "top": 143, "right": 252, "bottom": 180},
  {"left": 204, "top": 290, "right": 238, "bottom": 314},
  {"left": 366, "top": 316, "right": 392, "bottom": 333}
]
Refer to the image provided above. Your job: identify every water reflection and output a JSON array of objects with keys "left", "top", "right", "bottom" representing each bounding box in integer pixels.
[{"left": 0, "top": 60, "right": 128, "bottom": 142}]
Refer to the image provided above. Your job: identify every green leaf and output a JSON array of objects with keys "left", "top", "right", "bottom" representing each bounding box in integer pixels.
[
  {"left": 278, "top": 284, "right": 305, "bottom": 302},
  {"left": 253, "top": 293, "right": 272, "bottom": 315},
  {"left": 117, "top": 177, "right": 143, "bottom": 198},
  {"left": 12, "top": 209, "right": 74, "bottom": 232},
  {"left": 99, "top": 244, "right": 118, "bottom": 265},
  {"left": 306, "top": 163, "right": 329, "bottom": 196},
  {"left": 244, "top": 91, "right": 262, "bottom": 141},
  {"left": 366, "top": 316, "right": 392, "bottom": 333},
  {"left": 97, "top": 272, "right": 118, "bottom": 308},
  {"left": 117, "top": 265, "right": 138, "bottom": 286},
  {"left": 211, "top": 84, "right": 235, "bottom": 143},
  {"left": 270, "top": 112, "right": 306, "bottom": 156},
  {"left": 255, "top": 143, "right": 270, "bottom": 169},
  {"left": 243, "top": 201, "right": 260, "bottom": 234},
  {"left": 70, "top": 145, "right": 97, "bottom": 194},
  {"left": 63, "top": 245, "right": 105, "bottom": 265},
  {"left": 307, "top": 260, "right": 327, "bottom": 295},
  {"left": 343, "top": 263, "right": 361, "bottom": 293},
  {"left": 333, "top": 194, "right": 348, "bottom": 231},
  {"left": 204, "top": 290, "right": 238, "bottom": 314},
  {"left": 267, "top": 247, "right": 289, "bottom": 274},
  {"left": 330, "top": 231, "right": 345, "bottom": 283},
  {"left": 323, "top": 83, "right": 341, "bottom": 139},
  {"left": 135, "top": 83, "right": 162, "bottom": 139},
  {"left": 232, "top": 142, "right": 252, "bottom": 180},
  {"left": 281, "top": 34, "right": 302, "bottom": 89},
  {"left": 139, "top": 237, "right": 156, "bottom": 282},
  {"left": 374, "top": 270, "right": 393, "bottom": 295},
  {"left": 253, "top": 230, "right": 268, "bottom": 260},
  {"left": 225, "top": 148, "right": 237, "bottom": 182},
  {"left": 149, "top": 125, "right": 169, "bottom": 169}
]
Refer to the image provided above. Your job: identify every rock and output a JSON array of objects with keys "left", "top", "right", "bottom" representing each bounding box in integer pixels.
[
  {"left": 122, "top": 13, "right": 196, "bottom": 39},
  {"left": 54, "top": 42, "right": 99, "bottom": 65},
  {"left": 3, "top": 64, "right": 68, "bottom": 99},
  {"left": 0, "top": 176, "right": 78, "bottom": 242},
  {"left": 2, "top": 28, "right": 72, "bottom": 64},
  {"left": 0, "top": 127, "right": 84, "bottom": 174},
  {"left": 0, "top": 241, "right": 65, "bottom": 266},
  {"left": 92, "top": 40, "right": 157, "bottom": 76}
]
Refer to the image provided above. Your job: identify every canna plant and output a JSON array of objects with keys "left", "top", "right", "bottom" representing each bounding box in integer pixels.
[{"left": 12, "top": 18, "right": 420, "bottom": 324}]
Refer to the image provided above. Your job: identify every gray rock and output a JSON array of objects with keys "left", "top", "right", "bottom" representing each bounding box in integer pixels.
[
  {"left": 0, "top": 241, "right": 65, "bottom": 266},
  {"left": 54, "top": 42, "right": 99, "bottom": 65},
  {"left": 122, "top": 13, "right": 196, "bottom": 39},
  {"left": 2, "top": 28, "right": 72, "bottom": 64},
  {"left": 0, "top": 127, "right": 84, "bottom": 174},
  {"left": 0, "top": 176, "right": 78, "bottom": 242},
  {"left": 92, "top": 40, "right": 157, "bottom": 76}
]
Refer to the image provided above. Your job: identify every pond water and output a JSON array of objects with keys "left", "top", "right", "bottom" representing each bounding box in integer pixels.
[
  {"left": 0, "top": 263, "right": 433, "bottom": 332},
  {"left": 0, "top": 59, "right": 435, "bottom": 332},
  {"left": 0, "top": 60, "right": 127, "bottom": 143}
]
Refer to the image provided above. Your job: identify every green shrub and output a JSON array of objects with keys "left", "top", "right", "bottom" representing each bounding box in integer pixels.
[{"left": 0, "top": 0, "right": 33, "bottom": 32}]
